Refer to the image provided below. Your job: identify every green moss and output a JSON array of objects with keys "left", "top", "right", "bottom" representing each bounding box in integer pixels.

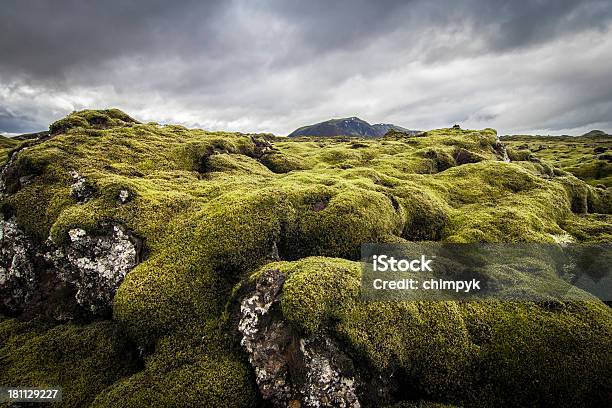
[
  {"left": 48, "top": 115, "right": 89, "bottom": 135},
  {"left": 0, "top": 135, "right": 20, "bottom": 168},
  {"left": 2, "top": 112, "right": 610, "bottom": 406},
  {"left": 257, "top": 257, "right": 612, "bottom": 407},
  {"left": 49, "top": 109, "right": 138, "bottom": 135},
  {"left": 460, "top": 301, "right": 612, "bottom": 407},
  {"left": 281, "top": 186, "right": 403, "bottom": 259},
  {"left": 419, "top": 147, "right": 456, "bottom": 173},
  {"left": 394, "top": 183, "right": 449, "bottom": 240},
  {"left": 0, "top": 135, "right": 18, "bottom": 150},
  {"left": 0, "top": 317, "right": 139, "bottom": 408},
  {"left": 91, "top": 327, "right": 257, "bottom": 408},
  {"left": 259, "top": 151, "right": 311, "bottom": 173},
  {"left": 113, "top": 187, "right": 290, "bottom": 345},
  {"left": 504, "top": 134, "right": 612, "bottom": 187},
  {"left": 568, "top": 160, "right": 612, "bottom": 187},
  {"left": 205, "top": 153, "right": 271, "bottom": 175},
  {"left": 506, "top": 146, "right": 533, "bottom": 161},
  {"left": 5, "top": 149, "right": 74, "bottom": 241},
  {"left": 559, "top": 214, "right": 612, "bottom": 242},
  {"left": 274, "top": 257, "right": 360, "bottom": 333}
]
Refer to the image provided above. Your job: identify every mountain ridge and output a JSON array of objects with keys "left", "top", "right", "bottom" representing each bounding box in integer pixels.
[{"left": 288, "top": 116, "right": 420, "bottom": 138}]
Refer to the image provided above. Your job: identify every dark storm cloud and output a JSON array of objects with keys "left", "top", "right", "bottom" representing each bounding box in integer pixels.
[
  {"left": 263, "top": 0, "right": 612, "bottom": 55},
  {"left": 3, "top": 0, "right": 609, "bottom": 77},
  {"left": 0, "top": 0, "right": 611, "bottom": 135},
  {"left": 0, "top": 0, "right": 228, "bottom": 78},
  {"left": 0, "top": 107, "right": 39, "bottom": 133}
]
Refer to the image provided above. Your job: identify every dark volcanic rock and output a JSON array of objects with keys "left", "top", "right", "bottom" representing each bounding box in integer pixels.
[
  {"left": 69, "top": 170, "right": 96, "bottom": 203},
  {"left": 594, "top": 146, "right": 607, "bottom": 154},
  {"left": 0, "top": 217, "right": 38, "bottom": 313},
  {"left": 453, "top": 148, "right": 485, "bottom": 165},
  {"left": 44, "top": 224, "right": 141, "bottom": 315},
  {"left": 238, "top": 269, "right": 361, "bottom": 408},
  {"left": 0, "top": 217, "right": 141, "bottom": 318}
]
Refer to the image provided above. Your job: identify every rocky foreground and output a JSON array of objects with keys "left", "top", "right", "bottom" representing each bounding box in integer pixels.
[{"left": 1, "top": 110, "right": 611, "bottom": 407}]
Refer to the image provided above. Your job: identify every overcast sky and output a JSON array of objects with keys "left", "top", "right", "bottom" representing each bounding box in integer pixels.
[{"left": 1, "top": 0, "right": 611, "bottom": 136}]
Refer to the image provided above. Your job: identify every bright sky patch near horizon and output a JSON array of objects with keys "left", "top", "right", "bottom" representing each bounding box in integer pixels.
[{"left": 1, "top": 0, "right": 611, "bottom": 136}]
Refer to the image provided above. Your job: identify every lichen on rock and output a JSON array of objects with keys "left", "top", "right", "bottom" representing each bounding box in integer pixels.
[
  {"left": 0, "top": 216, "right": 37, "bottom": 313},
  {"left": 69, "top": 170, "right": 96, "bottom": 203},
  {"left": 0, "top": 217, "right": 141, "bottom": 319},
  {"left": 238, "top": 268, "right": 361, "bottom": 408},
  {"left": 44, "top": 224, "right": 140, "bottom": 315},
  {"left": 118, "top": 189, "right": 130, "bottom": 203}
]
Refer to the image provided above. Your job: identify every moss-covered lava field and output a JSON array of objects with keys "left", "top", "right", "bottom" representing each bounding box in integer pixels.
[{"left": 0, "top": 110, "right": 610, "bottom": 407}]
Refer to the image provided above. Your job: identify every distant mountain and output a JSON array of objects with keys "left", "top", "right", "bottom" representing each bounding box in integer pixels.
[
  {"left": 582, "top": 130, "right": 609, "bottom": 138},
  {"left": 288, "top": 117, "right": 419, "bottom": 138}
]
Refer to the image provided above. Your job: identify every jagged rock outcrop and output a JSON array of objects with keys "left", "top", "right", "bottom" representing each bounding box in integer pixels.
[
  {"left": 0, "top": 218, "right": 141, "bottom": 318},
  {"left": 0, "top": 217, "right": 37, "bottom": 312},
  {"left": 493, "top": 137, "right": 510, "bottom": 162},
  {"left": 44, "top": 224, "right": 141, "bottom": 315},
  {"left": 249, "top": 134, "right": 276, "bottom": 157},
  {"left": 69, "top": 170, "right": 96, "bottom": 202},
  {"left": 0, "top": 147, "right": 25, "bottom": 196},
  {"left": 238, "top": 269, "right": 361, "bottom": 408}
]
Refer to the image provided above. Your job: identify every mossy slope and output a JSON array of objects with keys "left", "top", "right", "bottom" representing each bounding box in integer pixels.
[
  {"left": 503, "top": 134, "right": 612, "bottom": 187},
  {"left": 0, "top": 316, "right": 139, "bottom": 408},
  {"left": 256, "top": 257, "right": 611, "bottom": 407},
  {"left": 0, "top": 135, "right": 20, "bottom": 168}
]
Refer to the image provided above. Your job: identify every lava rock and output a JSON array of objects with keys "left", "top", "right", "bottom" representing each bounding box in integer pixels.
[
  {"left": 45, "top": 224, "right": 140, "bottom": 315},
  {"left": 453, "top": 148, "right": 485, "bottom": 165},
  {"left": 69, "top": 170, "right": 96, "bottom": 203},
  {"left": 118, "top": 189, "right": 131, "bottom": 204},
  {"left": 1, "top": 212, "right": 141, "bottom": 319},
  {"left": 0, "top": 217, "right": 37, "bottom": 313},
  {"left": 238, "top": 269, "right": 361, "bottom": 408}
]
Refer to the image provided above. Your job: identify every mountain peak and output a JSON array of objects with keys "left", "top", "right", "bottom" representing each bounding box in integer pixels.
[
  {"left": 582, "top": 129, "right": 609, "bottom": 138},
  {"left": 289, "top": 117, "right": 418, "bottom": 138}
]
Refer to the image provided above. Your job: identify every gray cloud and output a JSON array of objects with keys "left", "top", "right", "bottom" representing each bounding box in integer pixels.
[
  {"left": 0, "top": 107, "right": 40, "bottom": 133},
  {"left": 1, "top": 0, "right": 611, "bottom": 135}
]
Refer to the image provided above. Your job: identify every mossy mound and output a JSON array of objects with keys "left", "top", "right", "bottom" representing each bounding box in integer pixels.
[
  {"left": 49, "top": 109, "right": 139, "bottom": 136},
  {"left": 0, "top": 135, "right": 20, "bottom": 167},
  {"left": 0, "top": 317, "right": 140, "bottom": 408},
  {"left": 0, "top": 135, "right": 18, "bottom": 150},
  {"left": 504, "top": 134, "right": 612, "bottom": 187},
  {"left": 90, "top": 326, "right": 257, "bottom": 408},
  {"left": 256, "top": 257, "right": 612, "bottom": 407},
  {"left": 0, "top": 110, "right": 610, "bottom": 406}
]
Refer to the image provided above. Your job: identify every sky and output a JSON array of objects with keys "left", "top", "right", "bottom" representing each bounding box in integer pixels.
[{"left": 1, "top": 0, "right": 611, "bottom": 136}]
